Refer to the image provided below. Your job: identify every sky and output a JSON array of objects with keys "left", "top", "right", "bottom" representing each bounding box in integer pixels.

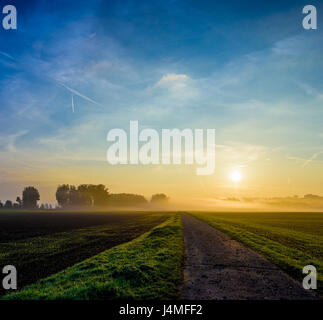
[{"left": 0, "top": 0, "right": 323, "bottom": 204}]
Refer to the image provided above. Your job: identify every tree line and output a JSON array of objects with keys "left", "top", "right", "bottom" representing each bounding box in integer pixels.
[
  {"left": 0, "top": 184, "right": 169, "bottom": 209},
  {"left": 0, "top": 186, "right": 40, "bottom": 209}
]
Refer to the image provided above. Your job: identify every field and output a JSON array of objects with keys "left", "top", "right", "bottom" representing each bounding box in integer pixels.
[
  {"left": 1, "top": 210, "right": 321, "bottom": 299},
  {"left": 0, "top": 211, "right": 171, "bottom": 297},
  {"left": 189, "top": 211, "right": 323, "bottom": 295},
  {"left": 4, "top": 214, "right": 183, "bottom": 300}
]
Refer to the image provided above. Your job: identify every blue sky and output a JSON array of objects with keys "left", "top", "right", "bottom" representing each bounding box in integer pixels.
[{"left": 0, "top": 0, "right": 323, "bottom": 201}]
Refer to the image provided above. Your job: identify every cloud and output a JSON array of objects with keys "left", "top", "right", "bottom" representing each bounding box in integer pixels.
[
  {"left": 0, "top": 51, "right": 15, "bottom": 61},
  {"left": 0, "top": 51, "right": 17, "bottom": 69},
  {"left": 154, "top": 73, "right": 189, "bottom": 87},
  {"left": 302, "top": 151, "right": 323, "bottom": 167},
  {"left": 143, "top": 73, "right": 198, "bottom": 110},
  {"left": 0, "top": 130, "right": 28, "bottom": 152},
  {"left": 215, "top": 143, "right": 268, "bottom": 166},
  {"left": 296, "top": 82, "right": 323, "bottom": 101}
]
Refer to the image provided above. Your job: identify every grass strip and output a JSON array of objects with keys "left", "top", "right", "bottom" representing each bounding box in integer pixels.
[
  {"left": 3, "top": 214, "right": 183, "bottom": 300},
  {"left": 0, "top": 212, "right": 169, "bottom": 296}
]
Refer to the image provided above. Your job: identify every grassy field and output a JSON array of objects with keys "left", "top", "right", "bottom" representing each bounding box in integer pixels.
[
  {"left": 0, "top": 211, "right": 170, "bottom": 296},
  {"left": 189, "top": 211, "right": 323, "bottom": 294},
  {"left": 4, "top": 214, "right": 184, "bottom": 300},
  {"left": 1, "top": 210, "right": 321, "bottom": 299}
]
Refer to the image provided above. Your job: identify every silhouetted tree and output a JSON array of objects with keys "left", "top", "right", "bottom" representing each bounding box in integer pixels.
[
  {"left": 304, "top": 194, "right": 322, "bottom": 200},
  {"left": 22, "top": 186, "right": 40, "bottom": 209},
  {"left": 108, "top": 193, "right": 147, "bottom": 207},
  {"left": 56, "top": 184, "right": 70, "bottom": 208},
  {"left": 56, "top": 184, "right": 110, "bottom": 208},
  {"left": 87, "top": 184, "right": 109, "bottom": 206},
  {"left": 4, "top": 200, "right": 13, "bottom": 209},
  {"left": 69, "top": 185, "right": 80, "bottom": 207},
  {"left": 77, "top": 185, "right": 93, "bottom": 206},
  {"left": 151, "top": 193, "right": 169, "bottom": 203},
  {"left": 54, "top": 184, "right": 149, "bottom": 208},
  {"left": 39, "top": 203, "right": 51, "bottom": 210},
  {"left": 16, "top": 196, "right": 22, "bottom": 208},
  {"left": 0, "top": 201, "right": 3, "bottom": 208}
]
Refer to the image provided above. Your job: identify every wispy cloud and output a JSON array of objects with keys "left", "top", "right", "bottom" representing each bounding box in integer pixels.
[
  {"left": 297, "top": 82, "right": 323, "bottom": 100},
  {"left": 215, "top": 143, "right": 268, "bottom": 168},
  {"left": 0, "top": 51, "right": 17, "bottom": 69},
  {"left": 302, "top": 151, "right": 323, "bottom": 167},
  {"left": 0, "top": 130, "right": 28, "bottom": 152},
  {"left": 154, "top": 73, "right": 189, "bottom": 87},
  {"left": 0, "top": 51, "right": 15, "bottom": 61}
]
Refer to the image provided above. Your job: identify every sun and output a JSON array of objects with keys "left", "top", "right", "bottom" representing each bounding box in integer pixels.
[{"left": 230, "top": 170, "right": 242, "bottom": 182}]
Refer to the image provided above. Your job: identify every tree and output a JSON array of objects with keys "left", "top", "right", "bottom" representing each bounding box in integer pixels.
[
  {"left": 56, "top": 184, "right": 70, "bottom": 208},
  {"left": 88, "top": 184, "right": 109, "bottom": 206},
  {"left": 108, "top": 193, "right": 147, "bottom": 207},
  {"left": 0, "top": 201, "right": 3, "bottom": 208},
  {"left": 22, "top": 186, "right": 40, "bottom": 209},
  {"left": 77, "top": 184, "right": 93, "bottom": 207},
  {"left": 151, "top": 193, "right": 169, "bottom": 203},
  {"left": 16, "top": 197, "right": 22, "bottom": 208},
  {"left": 4, "top": 200, "right": 13, "bottom": 209},
  {"left": 55, "top": 184, "right": 111, "bottom": 208},
  {"left": 304, "top": 194, "right": 322, "bottom": 200},
  {"left": 69, "top": 185, "right": 80, "bottom": 207}
]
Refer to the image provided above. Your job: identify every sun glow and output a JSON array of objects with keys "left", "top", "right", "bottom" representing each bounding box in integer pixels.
[{"left": 230, "top": 170, "right": 242, "bottom": 182}]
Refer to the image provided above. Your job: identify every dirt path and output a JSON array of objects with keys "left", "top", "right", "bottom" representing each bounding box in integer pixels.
[{"left": 181, "top": 214, "right": 317, "bottom": 300}]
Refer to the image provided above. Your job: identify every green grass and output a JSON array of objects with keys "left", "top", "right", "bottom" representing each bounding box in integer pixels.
[
  {"left": 3, "top": 214, "right": 184, "bottom": 300},
  {"left": 0, "top": 212, "right": 170, "bottom": 296},
  {"left": 189, "top": 211, "right": 323, "bottom": 295}
]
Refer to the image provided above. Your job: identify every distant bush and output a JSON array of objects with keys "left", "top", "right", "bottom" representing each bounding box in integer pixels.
[
  {"left": 151, "top": 193, "right": 169, "bottom": 203},
  {"left": 108, "top": 193, "right": 148, "bottom": 207}
]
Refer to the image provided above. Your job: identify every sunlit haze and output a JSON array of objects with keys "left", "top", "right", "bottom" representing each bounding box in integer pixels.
[{"left": 0, "top": 1, "right": 323, "bottom": 209}]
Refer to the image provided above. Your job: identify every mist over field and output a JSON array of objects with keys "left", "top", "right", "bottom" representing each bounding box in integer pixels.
[{"left": 169, "top": 195, "right": 323, "bottom": 212}]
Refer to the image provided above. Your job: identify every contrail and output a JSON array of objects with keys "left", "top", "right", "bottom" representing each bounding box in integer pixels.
[
  {"left": 302, "top": 151, "right": 323, "bottom": 167},
  {"left": 0, "top": 51, "right": 15, "bottom": 60},
  {"left": 59, "top": 82, "right": 103, "bottom": 108},
  {"left": 71, "top": 94, "right": 75, "bottom": 113}
]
